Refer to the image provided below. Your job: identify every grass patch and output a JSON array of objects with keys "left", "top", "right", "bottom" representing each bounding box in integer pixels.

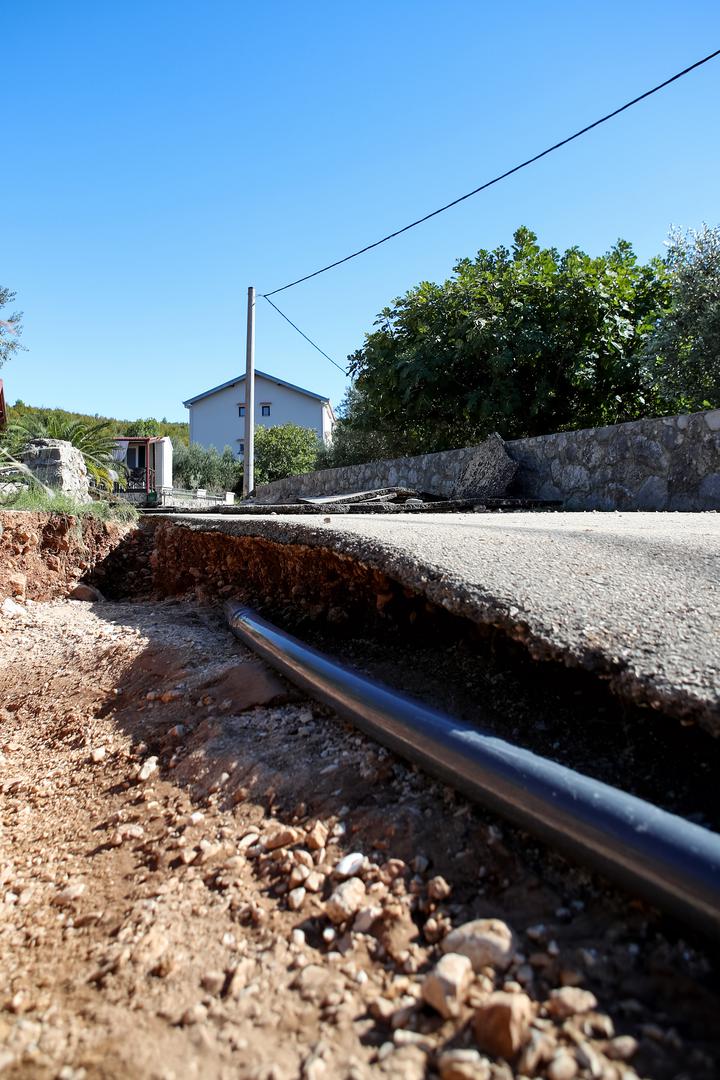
[{"left": 0, "top": 487, "right": 139, "bottom": 523}]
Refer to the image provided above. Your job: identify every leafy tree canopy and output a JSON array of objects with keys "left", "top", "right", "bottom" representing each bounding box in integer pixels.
[
  {"left": 124, "top": 417, "right": 161, "bottom": 437},
  {"left": 254, "top": 423, "right": 319, "bottom": 486},
  {"left": 643, "top": 224, "right": 720, "bottom": 411},
  {"left": 0, "top": 287, "right": 25, "bottom": 369},
  {"left": 340, "top": 227, "right": 669, "bottom": 460},
  {"left": 173, "top": 443, "right": 242, "bottom": 492}
]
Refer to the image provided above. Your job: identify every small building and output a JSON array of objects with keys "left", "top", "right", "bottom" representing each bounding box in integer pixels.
[
  {"left": 113, "top": 436, "right": 173, "bottom": 502},
  {"left": 183, "top": 370, "right": 334, "bottom": 455}
]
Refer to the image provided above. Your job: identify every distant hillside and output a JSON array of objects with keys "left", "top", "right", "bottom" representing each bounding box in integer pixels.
[{"left": 5, "top": 401, "right": 189, "bottom": 446}]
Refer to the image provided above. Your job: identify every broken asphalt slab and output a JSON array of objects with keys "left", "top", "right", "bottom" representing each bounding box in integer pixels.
[{"left": 160, "top": 511, "right": 720, "bottom": 736}]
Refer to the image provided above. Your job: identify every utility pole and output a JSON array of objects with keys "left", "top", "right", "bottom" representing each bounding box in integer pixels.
[{"left": 243, "top": 285, "right": 255, "bottom": 498}]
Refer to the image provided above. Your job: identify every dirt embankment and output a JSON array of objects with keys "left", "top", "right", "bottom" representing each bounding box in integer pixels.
[{"left": 0, "top": 512, "right": 141, "bottom": 603}]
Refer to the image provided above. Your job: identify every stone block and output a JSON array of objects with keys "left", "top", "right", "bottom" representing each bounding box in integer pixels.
[{"left": 20, "top": 439, "right": 91, "bottom": 503}]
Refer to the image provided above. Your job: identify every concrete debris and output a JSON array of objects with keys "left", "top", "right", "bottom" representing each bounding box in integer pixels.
[{"left": 450, "top": 433, "right": 518, "bottom": 499}]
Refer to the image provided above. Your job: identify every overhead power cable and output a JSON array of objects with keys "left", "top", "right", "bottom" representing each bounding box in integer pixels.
[
  {"left": 263, "top": 295, "right": 348, "bottom": 374},
  {"left": 262, "top": 47, "right": 720, "bottom": 298}
]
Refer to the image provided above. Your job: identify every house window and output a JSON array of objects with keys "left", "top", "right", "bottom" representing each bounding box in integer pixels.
[
  {"left": 238, "top": 441, "right": 244, "bottom": 455},
  {"left": 238, "top": 405, "right": 245, "bottom": 417},
  {"left": 261, "top": 404, "right": 271, "bottom": 417}
]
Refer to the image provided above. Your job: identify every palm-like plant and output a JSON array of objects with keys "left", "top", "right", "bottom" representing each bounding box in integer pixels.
[{"left": 4, "top": 414, "right": 125, "bottom": 491}]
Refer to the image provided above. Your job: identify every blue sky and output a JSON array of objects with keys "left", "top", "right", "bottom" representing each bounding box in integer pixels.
[{"left": 4, "top": 1, "right": 719, "bottom": 423}]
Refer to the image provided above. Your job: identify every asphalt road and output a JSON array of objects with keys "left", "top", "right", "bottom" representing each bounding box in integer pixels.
[{"left": 168, "top": 511, "right": 720, "bottom": 735}]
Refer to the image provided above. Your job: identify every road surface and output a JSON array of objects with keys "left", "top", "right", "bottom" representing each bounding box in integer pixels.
[{"left": 166, "top": 511, "right": 720, "bottom": 735}]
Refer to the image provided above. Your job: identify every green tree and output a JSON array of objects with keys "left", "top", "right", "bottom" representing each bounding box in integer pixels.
[
  {"left": 0, "top": 287, "right": 25, "bottom": 369},
  {"left": 125, "top": 417, "right": 161, "bottom": 437},
  {"left": 4, "top": 414, "right": 123, "bottom": 490},
  {"left": 644, "top": 224, "right": 720, "bottom": 411},
  {"left": 172, "top": 443, "right": 242, "bottom": 491},
  {"left": 253, "top": 423, "right": 319, "bottom": 485},
  {"left": 341, "top": 227, "right": 668, "bottom": 459}
]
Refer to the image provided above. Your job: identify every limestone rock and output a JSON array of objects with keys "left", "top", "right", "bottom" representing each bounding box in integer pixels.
[
  {"left": 7, "top": 573, "right": 26, "bottom": 601},
  {"left": 20, "top": 439, "right": 91, "bottom": 503},
  {"left": 437, "top": 1049, "right": 491, "bottom": 1080},
  {"left": 325, "top": 877, "right": 366, "bottom": 923},
  {"left": 472, "top": 990, "right": 533, "bottom": 1059},
  {"left": 421, "top": 952, "right": 472, "bottom": 1018},
  {"left": 441, "top": 918, "right": 515, "bottom": 971},
  {"left": 334, "top": 852, "right": 364, "bottom": 878},
  {"left": 547, "top": 986, "right": 598, "bottom": 1019},
  {"left": 69, "top": 583, "right": 105, "bottom": 602}
]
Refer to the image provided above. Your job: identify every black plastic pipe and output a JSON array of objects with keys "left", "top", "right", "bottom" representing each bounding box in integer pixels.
[{"left": 225, "top": 601, "right": 720, "bottom": 940}]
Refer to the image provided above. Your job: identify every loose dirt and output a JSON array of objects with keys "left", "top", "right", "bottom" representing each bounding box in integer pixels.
[{"left": 1, "top": 597, "right": 718, "bottom": 1079}]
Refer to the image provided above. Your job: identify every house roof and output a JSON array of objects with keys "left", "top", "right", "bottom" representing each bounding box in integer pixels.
[{"left": 183, "top": 369, "right": 331, "bottom": 408}]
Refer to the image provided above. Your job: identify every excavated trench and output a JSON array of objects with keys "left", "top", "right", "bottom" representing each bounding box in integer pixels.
[
  {"left": 75, "top": 516, "right": 720, "bottom": 835},
  {"left": 2, "top": 510, "right": 720, "bottom": 1079}
]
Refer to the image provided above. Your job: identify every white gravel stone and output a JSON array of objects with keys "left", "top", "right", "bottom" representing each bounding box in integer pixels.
[
  {"left": 288, "top": 887, "right": 306, "bottom": 911},
  {"left": 137, "top": 757, "right": 158, "bottom": 782},
  {"left": 334, "top": 852, "right": 364, "bottom": 878}
]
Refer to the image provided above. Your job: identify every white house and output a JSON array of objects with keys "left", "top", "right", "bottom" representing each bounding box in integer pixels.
[{"left": 183, "top": 370, "right": 335, "bottom": 455}]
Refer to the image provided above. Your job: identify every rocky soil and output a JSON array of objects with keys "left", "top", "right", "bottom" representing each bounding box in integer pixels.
[
  {"left": 0, "top": 596, "right": 718, "bottom": 1079},
  {"left": 0, "top": 513, "right": 139, "bottom": 604}
]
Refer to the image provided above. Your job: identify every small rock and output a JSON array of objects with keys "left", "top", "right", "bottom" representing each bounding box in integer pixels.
[
  {"left": 335, "top": 852, "right": 364, "bottom": 878},
  {"left": 288, "top": 887, "right": 306, "bottom": 911},
  {"left": 110, "top": 823, "right": 144, "bottom": 845},
  {"left": 325, "top": 877, "right": 366, "bottom": 923},
  {"left": 137, "top": 757, "right": 158, "bottom": 783},
  {"left": 52, "top": 882, "right": 86, "bottom": 906},
  {"left": 305, "top": 820, "right": 328, "bottom": 850},
  {"left": 605, "top": 1035, "right": 638, "bottom": 1061},
  {"left": 427, "top": 875, "right": 451, "bottom": 900},
  {"left": 68, "top": 583, "right": 105, "bottom": 602},
  {"left": 200, "top": 970, "right": 226, "bottom": 995},
  {"left": 304, "top": 870, "right": 325, "bottom": 893},
  {"left": 91, "top": 746, "right": 107, "bottom": 763},
  {"left": 437, "top": 1049, "right": 491, "bottom": 1080},
  {"left": 422, "top": 952, "right": 473, "bottom": 1018},
  {"left": 353, "top": 905, "right": 383, "bottom": 933},
  {"left": 472, "top": 990, "right": 533, "bottom": 1059},
  {"left": 7, "top": 573, "right": 26, "bottom": 600},
  {"left": 370, "top": 996, "right": 396, "bottom": 1022},
  {"left": 547, "top": 986, "right": 598, "bottom": 1019},
  {"left": 442, "top": 918, "right": 515, "bottom": 971},
  {"left": 546, "top": 1051, "right": 578, "bottom": 1080},
  {"left": 181, "top": 1003, "right": 208, "bottom": 1026},
  {"left": 1, "top": 597, "right": 26, "bottom": 618},
  {"left": 265, "top": 825, "right": 300, "bottom": 850}
]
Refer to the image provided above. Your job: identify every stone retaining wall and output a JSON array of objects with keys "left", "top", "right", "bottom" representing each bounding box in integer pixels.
[
  {"left": 253, "top": 445, "right": 489, "bottom": 504},
  {"left": 506, "top": 408, "right": 720, "bottom": 511},
  {"left": 253, "top": 408, "right": 720, "bottom": 511}
]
